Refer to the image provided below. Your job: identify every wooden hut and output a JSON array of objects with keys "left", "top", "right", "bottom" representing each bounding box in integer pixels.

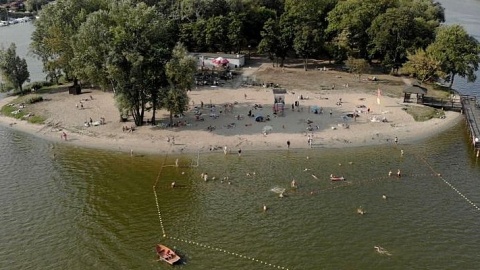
[{"left": 403, "top": 84, "right": 427, "bottom": 103}]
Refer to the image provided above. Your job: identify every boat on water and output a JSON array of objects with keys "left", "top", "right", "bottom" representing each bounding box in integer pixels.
[
  {"left": 330, "top": 174, "right": 345, "bottom": 181},
  {"left": 156, "top": 244, "right": 181, "bottom": 265}
]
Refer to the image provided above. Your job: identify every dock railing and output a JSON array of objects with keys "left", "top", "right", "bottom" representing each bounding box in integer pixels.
[{"left": 461, "top": 96, "right": 480, "bottom": 155}]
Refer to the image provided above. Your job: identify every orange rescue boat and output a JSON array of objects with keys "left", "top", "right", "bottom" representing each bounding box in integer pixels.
[{"left": 156, "top": 244, "right": 181, "bottom": 265}]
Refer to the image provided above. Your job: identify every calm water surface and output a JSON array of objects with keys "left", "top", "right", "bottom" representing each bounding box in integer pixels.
[
  {"left": 1, "top": 123, "right": 480, "bottom": 269},
  {"left": 1, "top": 1, "right": 480, "bottom": 269},
  {"left": 0, "top": 22, "right": 45, "bottom": 83}
]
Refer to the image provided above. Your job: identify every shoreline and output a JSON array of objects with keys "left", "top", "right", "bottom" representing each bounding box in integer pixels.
[{"left": 0, "top": 86, "right": 463, "bottom": 156}]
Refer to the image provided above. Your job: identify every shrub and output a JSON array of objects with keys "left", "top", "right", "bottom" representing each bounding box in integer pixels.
[
  {"left": 25, "top": 95, "right": 43, "bottom": 104},
  {"left": 27, "top": 115, "right": 46, "bottom": 124}
]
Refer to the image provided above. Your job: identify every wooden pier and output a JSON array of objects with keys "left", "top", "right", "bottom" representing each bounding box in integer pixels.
[
  {"left": 461, "top": 96, "right": 480, "bottom": 156},
  {"left": 422, "top": 96, "right": 463, "bottom": 111}
]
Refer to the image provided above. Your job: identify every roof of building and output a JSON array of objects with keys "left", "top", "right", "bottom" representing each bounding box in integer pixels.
[
  {"left": 190, "top": 52, "right": 245, "bottom": 59},
  {"left": 403, "top": 84, "right": 428, "bottom": 95}
]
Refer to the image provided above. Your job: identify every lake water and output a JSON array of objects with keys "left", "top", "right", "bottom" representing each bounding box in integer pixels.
[
  {"left": 1, "top": 2, "right": 480, "bottom": 269},
  {"left": 0, "top": 22, "right": 45, "bottom": 83}
]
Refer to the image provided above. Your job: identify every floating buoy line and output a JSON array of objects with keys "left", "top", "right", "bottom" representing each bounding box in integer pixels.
[
  {"left": 415, "top": 154, "right": 480, "bottom": 212},
  {"left": 152, "top": 150, "right": 477, "bottom": 268},
  {"left": 152, "top": 152, "right": 291, "bottom": 269}
]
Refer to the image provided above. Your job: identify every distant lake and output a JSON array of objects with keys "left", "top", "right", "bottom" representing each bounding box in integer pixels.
[{"left": 0, "top": 22, "right": 45, "bottom": 83}]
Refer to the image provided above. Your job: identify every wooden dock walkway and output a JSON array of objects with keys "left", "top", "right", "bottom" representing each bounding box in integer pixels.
[
  {"left": 422, "top": 96, "right": 463, "bottom": 111},
  {"left": 461, "top": 96, "right": 480, "bottom": 155}
]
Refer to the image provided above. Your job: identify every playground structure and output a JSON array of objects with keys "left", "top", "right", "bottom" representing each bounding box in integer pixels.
[{"left": 272, "top": 88, "right": 287, "bottom": 116}]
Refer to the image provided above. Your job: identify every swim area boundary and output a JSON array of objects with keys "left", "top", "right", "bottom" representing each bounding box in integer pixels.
[{"left": 151, "top": 149, "right": 479, "bottom": 269}]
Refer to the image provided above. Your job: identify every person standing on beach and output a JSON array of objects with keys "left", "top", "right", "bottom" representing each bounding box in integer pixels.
[
  {"left": 238, "top": 148, "right": 242, "bottom": 156},
  {"left": 287, "top": 140, "right": 290, "bottom": 148}
]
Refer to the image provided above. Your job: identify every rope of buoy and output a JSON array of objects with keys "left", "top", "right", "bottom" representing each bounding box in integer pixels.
[
  {"left": 152, "top": 152, "right": 290, "bottom": 269},
  {"left": 153, "top": 155, "right": 169, "bottom": 237},
  {"left": 416, "top": 154, "right": 480, "bottom": 212},
  {"left": 166, "top": 236, "right": 290, "bottom": 270}
]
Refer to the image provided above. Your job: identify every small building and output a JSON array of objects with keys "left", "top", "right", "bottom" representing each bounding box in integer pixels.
[
  {"left": 403, "top": 84, "right": 427, "bottom": 103},
  {"left": 191, "top": 53, "right": 245, "bottom": 69}
]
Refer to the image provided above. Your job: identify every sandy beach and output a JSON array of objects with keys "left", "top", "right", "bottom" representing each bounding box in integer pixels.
[{"left": 0, "top": 63, "right": 463, "bottom": 155}]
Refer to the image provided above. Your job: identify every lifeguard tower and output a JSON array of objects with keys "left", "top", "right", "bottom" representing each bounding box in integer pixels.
[{"left": 273, "top": 88, "right": 287, "bottom": 116}]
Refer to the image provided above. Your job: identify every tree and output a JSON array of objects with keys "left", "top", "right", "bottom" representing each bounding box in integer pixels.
[
  {"left": 227, "top": 14, "right": 246, "bottom": 53},
  {"left": 427, "top": 24, "right": 480, "bottom": 88},
  {"left": 30, "top": 0, "right": 107, "bottom": 83},
  {"left": 0, "top": 43, "right": 30, "bottom": 94},
  {"left": 205, "top": 15, "right": 230, "bottom": 52},
  {"left": 179, "top": 20, "right": 208, "bottom": 52},
  {"left": 400, "top": 48, "right": 444, "bottom": 83},
  {"left": 293, "top": 25, "right": 323, "bottom": 70},
  {"left": 258, "top": 18, "right": 279, "bottom": 66},
  {"left": 282, "top": 0, "right": 337, "bottom": 70},
  {"left": 345, "top": 57, "right": 370, "bottom": 81},
  {"left": 327, "top": 0, "right": 443, "bottom": 61},
  {"left": 72, "top": 0, "right": 174, "bottom": 126},
  {"left": 326, "top": 0, "right": 394, "bottom": 59},
  {"left": 367, "top": 7, "right": 418, "bottom": 73},
  {"left": 164, "top": 43, "right": 197, "bottom": 125}
]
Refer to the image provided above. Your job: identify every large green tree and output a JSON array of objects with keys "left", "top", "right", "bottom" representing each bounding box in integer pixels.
[
  {"left": 164, "top": 43, "right": 197, "bottom": 125},
  {"left": 258, "top": 18, "right": 279, "bottom": 66},
  {"left": 0, "top": 43, "right": 30, "bottom": 94},
  {"left": 282, "top": 0, "right": 337, "bottom": 70},
  {"left": 367, "top": 7, "right": 420, "bottom": 73},
  {"left": 72, "top": 0, "right": 173, "bottom": 126},
  {"left": 427, "top": 24, "right": 480, "bottom": 88},
  {"left": 401, "top": 48, "right": 444, "bottom": 83},
  {"left": 327, "top": 0, "right": 443, "bottom": 63},
  {"left": 326, "top": 0, "right": 394, "bottom": 59},
  {"left": 31, "top": 0, "right": 107, "bottom": 83},
  {"left": 205, "top": 15, "right": 230, "bottom": 52}
]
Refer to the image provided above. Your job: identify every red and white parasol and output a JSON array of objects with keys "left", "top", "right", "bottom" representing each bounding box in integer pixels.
[{"left": 212, "top": 57, "right": 229, "bottom": 66}]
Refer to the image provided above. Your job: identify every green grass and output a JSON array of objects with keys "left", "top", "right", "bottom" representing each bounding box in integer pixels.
[
  {"left": 0, "top": 94, "right": 46, "bottom": 124},
  {"left": 27, "top": 115, "right": 47, "bottom": 124},
  {"left": 404, "top": 106, "right": 445, "bottom": 122}
]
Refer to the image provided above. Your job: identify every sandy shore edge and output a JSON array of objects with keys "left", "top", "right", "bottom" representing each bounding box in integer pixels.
[{"left": 0, "top": 85, "right": 463, "bottom": 156}]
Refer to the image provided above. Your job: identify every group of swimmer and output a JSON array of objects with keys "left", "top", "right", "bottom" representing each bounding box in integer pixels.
[
  {"left": 199, "top": 172, "right": 232, "bottom": 185},
  {"left": 388, "top": 169, "right": 402, "bottom": 177}
]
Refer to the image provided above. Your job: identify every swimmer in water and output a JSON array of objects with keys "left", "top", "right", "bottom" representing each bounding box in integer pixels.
[{"left": 374, "top": 246, "right": 392, "bottom": 256}]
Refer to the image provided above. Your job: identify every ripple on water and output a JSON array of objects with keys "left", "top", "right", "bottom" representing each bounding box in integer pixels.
[{"left": 1, "top": 123, "right": 480, "bottom": 269}]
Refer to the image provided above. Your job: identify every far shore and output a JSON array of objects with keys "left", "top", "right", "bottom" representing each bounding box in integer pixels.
[{"left": 0, "top": 63, "right": 463, "bottom": 155}]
